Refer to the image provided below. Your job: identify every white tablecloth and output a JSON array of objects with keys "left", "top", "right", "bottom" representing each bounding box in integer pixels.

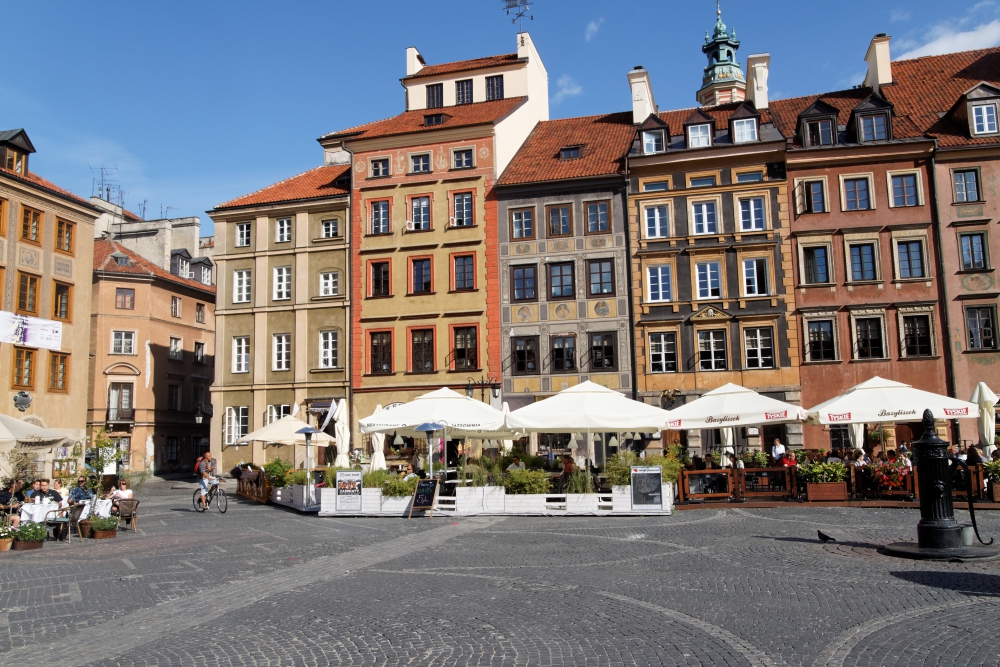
[
  {"left": 80, "top": 499, "right": 112, "bottom": 520},
  {"left": 20, "top": 502, "right": 61, "bottom": 524}
]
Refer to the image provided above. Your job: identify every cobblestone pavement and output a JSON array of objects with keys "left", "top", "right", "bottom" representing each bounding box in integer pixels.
[{"left": 3, "top": 480, "right": 1000, "bottom": 666}]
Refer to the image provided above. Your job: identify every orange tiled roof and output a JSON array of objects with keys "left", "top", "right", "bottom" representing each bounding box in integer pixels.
[
  {"left": 768, "top": 88, "right": 924, "bottom": 147},
  {"left": 214, "top": 164, "right": 351, "bottom": 210},
  {"left": 884, "top": 46, "right": 1000, "bottom": 147},
  {"left": 405, "top": 53, "right": 520, "bottom": 79},
  {"left": 94, "top": 239, "right": 216, "bottom": 294},
  {"left": 498, "top": 112, "right": 635, "bottom": 186},
  {"left": 321, "top": 97, "right": 526, "bottom": 142},
  {"left": 0, "top": 166, "right": 98, "bottom": 211}
]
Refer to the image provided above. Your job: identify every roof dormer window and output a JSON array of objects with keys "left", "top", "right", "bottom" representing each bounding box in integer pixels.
[
  {"left": 642, "top": 130, "right": 664, "bottom": 154},
  {"left": 688, "top": 124, "right": 711, "bottom": 148},
  {"left": 806, "top": 119, "right": 834, "bottom": 146},
  {"left": 973, "top": 103, "right": 998, "bottom": 135},
  {"left": 424, "top": 114, "right": 443, "bottom": 126},
  {"left": 732, "top": 118, "right": 757, "bottom": 143},
  {"left": 559, "top": 146, "right": 583, "bottom": 160},
  {"left": 112, "top": 253, "right": 130, "bottom": 267},
  {"left": 860, "top": 114, "right": 888, "bottom": 141},
  {"left": 3, "top": 147, "right": 27, "bottom": 174}
]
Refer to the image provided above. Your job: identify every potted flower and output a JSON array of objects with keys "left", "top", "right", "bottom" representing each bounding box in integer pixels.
[
  {"left": 13, "top": 521, "right": 46, "bottom": 550},
  {"left": 90, "top": 516, "right": 119, "bottom": 539},
  {"left": 984, "top": 461, "right": 1000, "bottom": 502},
  {"left": 864, "top": 461, "right": 908, "bottom": 494},
  {"left": 740, "top": 451, "right": 768, "bottom": 468},
  {"left": 0, "top": 524, "right": 14, "bottom": 551},
  {"left": 798, "top": 462, "right": 849, "bottom": 501}
]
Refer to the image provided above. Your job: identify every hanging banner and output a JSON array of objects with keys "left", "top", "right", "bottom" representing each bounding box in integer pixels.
[
  {"left": 335, "top": 470, "right": 363, "bottom": 512},
  {"left": 0, "top": 311, "right": 63, "bottom": 350}
]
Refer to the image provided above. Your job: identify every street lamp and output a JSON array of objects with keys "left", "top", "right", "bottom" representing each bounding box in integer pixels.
[
  {"left": 194, "top": 401, "right": 213, "bottom": 425},
  {"left": 465, "top": 376, "right": 501, "bottom": 402}
]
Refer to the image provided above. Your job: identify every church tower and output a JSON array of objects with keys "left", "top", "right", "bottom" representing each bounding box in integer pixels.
[{"left": 696, "top": 3, "right": 746, "bottom": 106}]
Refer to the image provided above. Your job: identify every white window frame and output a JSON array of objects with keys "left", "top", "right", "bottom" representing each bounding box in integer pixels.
[
  {"left": 742, "top": 257, "right": 769, "bottom": 297},
  {"left": 453, "top": 192, "right": 473, "bottom": 227},
  {"left": 411, "top": 197, "right": 431, "bottom": 230},
  {"left": 644, "top": 204, "right": 670, "bottom": 239},
  {"left": 266, "top": 404, "right": 291, "bottom": 424},
  {"left": 235, "top": 222, "right": 251, "bottom": 248},
  {"left": 646, "top": 265, "right": 673, "bottom": 303},
  {"left": 692, "top": 201, "right": 718, "bottom": 235},
  {"left": 732, "top": 118, "right": 757, "bottom": 143},
  {"left": 272, "top": 333, "right": 291, "bottom": 371},
  {"left": 320, "top": 330, "right": 339, "bottom": 369},
  {"left": 200, "top": 266, "right": 212, "bottom": 285},
  {"left": 178, "top": 257, "right": 191, "bottom": 279},
  {"left": 111, "top": 330, "right": 136, "bottom": 355},
  {"left": 844, "top": 233, "right": 882, "bottom": 283},
  {"left": 802, "top": 312, "right": 840, "bottom": 362},
  {"left": 233, "top": 269, "right": 252, "bottom": 304},
  {"left": 972, "top": 103, "right": 998, "bottom": 135},
  {"left": 688, "top": 124, "right": 711, "bottom": 148},
  {"left": 642, "top": 130, "right": 665, "bottom": 154},
  {"left": 371, "top": 200, "right": 390, "bottom": 234},
  {"left": 695, "top": 261, "right": 722, "bottom": 299},
  {"left": 885, "top": 169, "right": 924, "bottom": 208},
  {"left": 321, "top": 219, "right": 338, "bottom": 238},
  {"left": 195, "top": 341, "right": 205, "bottom": 364},
  {"left": 897, "top": 306, "right": 937, "bottom": 358},
  {"left": 839, "top": 173, "right": 876, "bottom": 211},
  {"left": 797, "top": 238, "right": 836, "bottom": 285},
  {"left": 738, "top": 196, "right": 766, "bottom": 231},
  {"left": 232, "top": 336, "right": 250, "bottom": 373},
  {"left": 224, "top": 406, "right": 249, "bottom": 444},
  {"left": 276, "top": 217, "right": 292, "bottom": 243},
  {"left": 743, "top": 326, "right": 775, "bottom": 369},
  {"left": 273, "top": 266, "right": 292, "bottom": 300},
  {"left": 411, "top": 153, "right": 431, "bottom": 173},
  {"left": 892, "top": 232, "right": 929, "bottom": 281},
  {"left": 849, "top": 310, "right": 889, "bottom": 360},
  {"left": 319, "top": 271, "right": 339, "bottom": 297},
  {"left": 793, "top": 177, "right": 830, "bottom": 215},
  {"left": 648, "top": 331, "right": 678, "bottom": 373},
  {"left": 170, "top": 296, "right": 181, "bottom": 318},
  {"left": 169, "top": 337, "right": 183, "bottom": 361},
  {"left": 697, "top": 329, "right": 727, "bottom": 370}
]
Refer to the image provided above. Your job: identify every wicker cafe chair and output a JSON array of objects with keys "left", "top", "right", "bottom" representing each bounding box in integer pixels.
[
  {"left": 44, "top": 505, "right": 82, "bottom": 544},
  {"left": 117, "top": 499, "right": 139, "bottom": 531}
]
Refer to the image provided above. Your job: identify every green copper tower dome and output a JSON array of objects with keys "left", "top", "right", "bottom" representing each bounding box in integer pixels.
[{"left": 696, "top": 2, "right": 746, "bottom": 106}]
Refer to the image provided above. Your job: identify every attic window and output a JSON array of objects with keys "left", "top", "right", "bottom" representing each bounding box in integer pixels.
[
  {"left": 424, "top": 114, "right": 444, "bottom": 126},
  {"left": 3, "top": 147, "right": 27, "bottom": 174},
  {"left": 732, "top": 119, "right": 757, "bottom": 143},
  {"left": 642, "top": 130, "right": 665, "bottom": 154},
  {"left": 860, "top": 114, "right": 888, "bottom": 141},
  {"left": 559, "top": 146, "right": 583, "bottom": 160},
  {"left": 688, "top": 124, "right": 711, "bottom": 148},
  {"left": 806, "top": 120, "right": 834, "bottom": 146},
  {"left": 973, "top": 103, "right": 998, "bottom": 135},
  {"left": 112, "top": 253, "right": 129, "bottom": 267}
]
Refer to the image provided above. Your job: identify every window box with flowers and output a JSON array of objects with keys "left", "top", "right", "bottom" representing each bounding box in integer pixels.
[{"left": 798, "top": 462, "right": 849, "bottom": 501}]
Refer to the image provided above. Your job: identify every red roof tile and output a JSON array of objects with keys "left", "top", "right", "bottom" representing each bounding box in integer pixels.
[
  {"left": 884, "top": 46, "right": 1000, "bottom": 147},
  {"left": 0, "top": 166, "right": 98, "bottom": 211},
  {"left": 498, "top": 112, "right": 636, "bottom": 186},
  {"left": 321, "top": 97, "right": 526, "bottom": 142},
  {"left": 214, "top": 164, "right": 350, "bottom": 210},
  {"left": 405, "top": 53, "right": 520, "bottom": 79},
  {"left": 94, "top": 239, "right": 216, "bottom": 294}
]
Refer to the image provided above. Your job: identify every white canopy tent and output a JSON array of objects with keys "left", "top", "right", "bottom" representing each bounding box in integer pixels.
[
  {"left": 971, "top": 382, "right": 998, "bottom": 457},
  {"left": 505, "top": 381, "right": 673, "bottom": 466},
  {"left": 368, "top": 405, "right": 388, "bottom": 471},
  {"left": 332, "top": 399, "right": 351, "bottom": 468},
  {"left": 806, "top": 377, "right": 979, "bottom": 425},
  {"left": 660, "top": 383, "right": 807, "bottom": 464},
  {"left": 0, "top": 413, "right": 68, "bottom": 447},
  {"left": 235, "top": 415, "right": 334, "bottom": 447}
]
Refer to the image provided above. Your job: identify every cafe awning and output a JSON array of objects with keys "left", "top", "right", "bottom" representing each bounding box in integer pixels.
[
  {"left": 235, "top": 415, "right": 334, "bottom": 447},
  {"left": 358, "top": 387, "right": 516, "bottom": 438},
  {"left": 505, "top": 381, "right": 671, "bottom": 432},
  {"left": 0, "top": 413, "right": 67, "bottom": 448},
  {"left": 662, "top": 383, "right": 807, "bottom": 429},
  {"left": 806, "top": 376, "right": 979, "bottom": 425}
]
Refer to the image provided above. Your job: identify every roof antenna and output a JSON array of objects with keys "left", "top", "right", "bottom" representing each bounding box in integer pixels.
[{"left": 504, "top": 0, "right": 533, "bottom": 43}]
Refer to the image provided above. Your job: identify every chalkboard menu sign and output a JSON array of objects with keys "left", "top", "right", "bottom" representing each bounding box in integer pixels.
[
  {"left": 335, "top": 471, "right": 363, "bottom": 512},
  {"left": 631, "top": 466, "right": 663, "bottom": 511},
  {"left": 409, "top": 479, "right": 438, "bottom": 518}
]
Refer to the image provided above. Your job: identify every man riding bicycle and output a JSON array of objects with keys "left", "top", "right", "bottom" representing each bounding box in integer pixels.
[{"left": 198, "top": 451, "right": 218, "bottom": 510}]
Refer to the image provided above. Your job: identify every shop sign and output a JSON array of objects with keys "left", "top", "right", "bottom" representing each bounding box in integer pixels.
[{"left": 630, "top": 466, "right": 662, "bottom": 511}]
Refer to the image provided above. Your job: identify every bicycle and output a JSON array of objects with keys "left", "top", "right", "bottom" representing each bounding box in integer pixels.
[{"left": 193, "top": 476, "right": 227, "bottom": 513}]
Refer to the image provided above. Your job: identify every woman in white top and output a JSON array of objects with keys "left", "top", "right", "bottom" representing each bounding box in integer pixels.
[{"left": 106, "top": 480, "right": 133, "bottom": 516}]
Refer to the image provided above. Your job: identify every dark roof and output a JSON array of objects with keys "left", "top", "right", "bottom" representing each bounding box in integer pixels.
[
  {"left": 0, "top": 129, "right": 35, "bottom": 153},
  {"left": 404, "top": 53, "right": 521, "bottom": 80},
  {"left": 497, "top": 112, "right": 636, "bottom": 186},
  {"left": 214, "top": 164, "right": 351, "bottom": 211},
  {"left": 94, "top": 239, "right": 216, "bottom": 295},
  {"left": 320, "top": 97, "right": 525, "bottom": 142},
  {"left": 657, "top": 101, "right": 774, "bottom": 133}
]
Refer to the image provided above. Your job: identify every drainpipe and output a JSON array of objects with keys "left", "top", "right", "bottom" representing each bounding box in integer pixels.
[
  {"left": 929, "top": 147, "right": 959, "bottom": 443},
  {"left": 623, "top": 158, "right": 639, "bottom": 401}
]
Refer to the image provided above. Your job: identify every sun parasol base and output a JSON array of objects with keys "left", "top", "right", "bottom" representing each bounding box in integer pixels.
[{"left": 884, "top": 542, "right": 1000, "bottom": 561}]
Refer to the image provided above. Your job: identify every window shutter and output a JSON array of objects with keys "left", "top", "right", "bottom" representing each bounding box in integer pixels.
[
  {"left": 794, "top": 181, "right": 806, "bottom": 215},
  {"left": 224, "top": 407, "right": 235, "bottom": 444}
]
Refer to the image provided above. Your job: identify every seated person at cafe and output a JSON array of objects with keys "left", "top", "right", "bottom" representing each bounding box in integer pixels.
[
  {"left": 105, "top": 480, "right": 133, "bottom": 516},
  {"left": 401, "top": 464, "right": 418, "bottom": 481},
  {"left": 25, "top": 479, "right": 41, "bottom": 499},
  {"left": 561, "top": 455, "right": 576, "bottom": 478},
  {"left": 52, "top": 478, "right": 70, "bottom": 500},
  {"left": 781, "top": 452, "right": 797, "bottom": 467},
  {"left": 0, "top": 480, "right": 25, "bottom": 527},
  {"left": 34, "top": 479, "right": 63, "bottom": 504},
  {"left": 967, "top": 445, "right": 984, "bottom": 465},
  {"left": 506, "top": 456, "right": 526, "bottom": 472},
  {"left": 68, "top": 477, "right": 94, "bottom": 505}
]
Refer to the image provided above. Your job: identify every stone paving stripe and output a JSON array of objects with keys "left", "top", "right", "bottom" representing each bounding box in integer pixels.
[
  {"left": 598, "top": 591, "right": 785, "bottom": 667},
  {"left": 121, "top": 558, "right": 136, "bottom": 570},
  {"left": 810, "top": 597, "right": 997, "bottom": 667},
  {"left": 179, "top": 560, "right": 204, "bottom": 572},
  {"left": 3, "top": 516, "right": 500, "bottom": 667}
]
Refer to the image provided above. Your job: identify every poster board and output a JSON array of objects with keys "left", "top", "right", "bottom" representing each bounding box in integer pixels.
[
  {"left": 630, "top": 466, "right": 663, "bottom": 511},
  {"left": 335, "top": 470, "right": 362, "bottom": 512},
  {"left": 409, "top": 478, "right": 438, "bottom": 518}
]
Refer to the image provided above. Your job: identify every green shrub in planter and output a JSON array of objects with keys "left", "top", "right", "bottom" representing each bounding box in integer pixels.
[
  {"left": 797, "top": 462, "right": 848, "bottom": 483},
  {"left": 263, "top": 458, "right": 293, "bottom": 488},
  {"left": 286, "top": 470, "right": 309, "bottom": 486},
  {"left": 90, "top": 517, "right": 120, "bottom": 532},
  {"left": 382, "top": 477, "right": 418, "bottom": 497},
  {"left": 15, "top": 522, "right": 47, "bottom": 542},
  {"left": 501, "top": 469, "right": 551, "bottom": 494},
  {"left": 563, "top": 470, "right": 594, "bottom": 494},
  {"left": 605, "top": 451, "right": 682, "bottom": 486},
  {"left": 983, "top": 461, "right": 1000, "bottom": 483},
  {"left": 362, "top": 469, "right": 394, "bottom": 489}
]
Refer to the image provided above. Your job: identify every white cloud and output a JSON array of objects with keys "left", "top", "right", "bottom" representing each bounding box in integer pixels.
[
  {"left": 553, "top": 75, "right": 582, "bottom": 104},
  {"left": 891, "top": 8, "right": 911, "bottom": 22},
  {"left": 898, "top": 18, "right": 1000, "bottom": 59},
  {"left": 585, "top": 18, "right": 604, "bottom": 41}
]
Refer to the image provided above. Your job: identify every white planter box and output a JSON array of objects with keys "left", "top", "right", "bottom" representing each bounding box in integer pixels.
[
  {"left": 318, "top": 488, "right": 336, "bottom": 515},
  {"left": 270, "top": 485, "right": 318, "bottom": 511},
  {"left": 380, "top": 494, "right": 412, "bottom": 516},
  {"left": 612, "top": 486, "right": 631, "bottom": 513},
  {"left": 565, "top": 494, "right": 599, "bottom": 514},
  {"left": 503, "top": 493, "right": 548, "bottom": 514},
  {"left": 454, "top": 486, "right": 506, "bottom": 514},
  {"left": 361, "top": 488, "right": 383, "bottom": 515},
  {"left": 483, "top": 486, "right": 505, "bottom": 513}
]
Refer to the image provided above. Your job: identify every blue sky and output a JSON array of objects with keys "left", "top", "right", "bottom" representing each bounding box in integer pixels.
[{"left": 3, "top": 0, "right": 1000, "bottom": 234}]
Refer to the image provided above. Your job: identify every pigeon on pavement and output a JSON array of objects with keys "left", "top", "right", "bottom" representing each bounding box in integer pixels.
[{"left": 818, "top": 531, "right": 836, "bottom": 543}]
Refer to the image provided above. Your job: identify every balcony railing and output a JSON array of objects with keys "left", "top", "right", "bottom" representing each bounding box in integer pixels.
[{"left": 106, "top": 407, "right": 135, "bottom": 422}]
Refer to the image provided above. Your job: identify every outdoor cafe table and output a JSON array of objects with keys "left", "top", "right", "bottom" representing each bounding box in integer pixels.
[
  {"left": 81, "top": 499, "right": 113, "bottom": 519},
  {"left": 20, "top": 501, "right": 62, "bottom": 524}
]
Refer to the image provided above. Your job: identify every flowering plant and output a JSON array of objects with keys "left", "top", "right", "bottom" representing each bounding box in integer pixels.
[
  {"left": 739, "top": 451, "right": 768, "bottom": 468},
  {"left": 0, "top": 524, "right": 15, "bottom": 539},
  {"left": 865, "top": 461, "right": 908, "bottom": 489},
  {"left": 797, "top": 462, "right": 848, "bottom": 483}
]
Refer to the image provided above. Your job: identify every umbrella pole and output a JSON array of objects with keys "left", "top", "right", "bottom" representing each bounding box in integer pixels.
[{"left": 304, "top": 432, "right": 312, "bottom": 508}]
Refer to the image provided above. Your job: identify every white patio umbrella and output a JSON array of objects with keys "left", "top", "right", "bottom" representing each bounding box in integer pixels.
[
  {"left": 506, "top": 381, "right": 672, "bottom": 468},
  {"left": 0, "top": 413, "right": 67, "bottom": 448},
  {"left": 235, "top": 415, "right": 334, "bottom": 447},
  {"left": 848, "top": 423, "right": 866, "bottom": 451},
  {"left": 807, "top": 377, "right": 979, "bottom": 425},
  {"left": 719, "top": 427, "right": 735, "bottom": 467},
  {"left": 663, "top": 383, "right": 808, "bottom": 429},
  {"left": 971, "top": 382, "right": 998, "bottom": 457},
  {"left": 333, "top": 399, "right": 351, "bottom": 468},
  {"left": 368, "top": 405, "right": 387, "bottom": 471}
]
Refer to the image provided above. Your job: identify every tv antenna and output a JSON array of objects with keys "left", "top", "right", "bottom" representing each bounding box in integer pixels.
[{"left": 504, "top": 0, "right": 533, "bottom": 37}]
